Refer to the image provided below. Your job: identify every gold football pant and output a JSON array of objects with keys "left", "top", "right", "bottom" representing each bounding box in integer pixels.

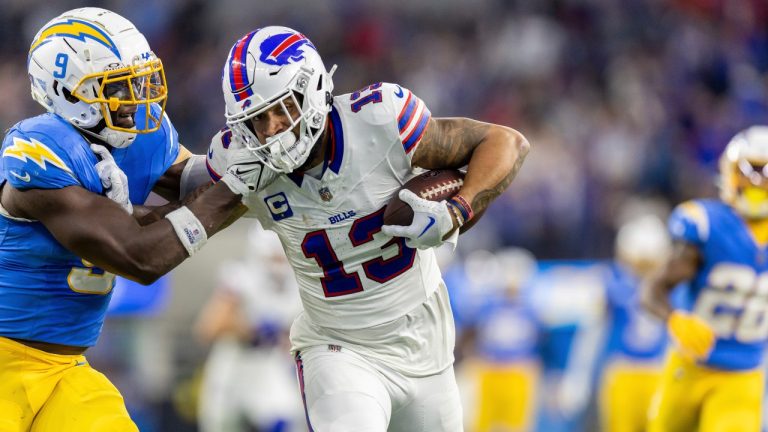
[
  {"left": 472, "top": 360, "right": 539, "bottom": 432},
  {"left": 0, "top": 336, "right": 137, "bottom": 432},
  {"left": 598, "top": 360, "right": 661, "bottom": 432},
  {"left": 647, "top": 349, "right": 764, "bottom": 432}
]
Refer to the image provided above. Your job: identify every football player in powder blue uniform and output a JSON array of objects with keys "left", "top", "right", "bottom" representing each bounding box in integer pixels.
[
  {"left": 457, "top": 248, "right": 541, "bottom": 432},
  {"left": 0, "top": 8, "right": 265, "bottom": 432},
  {"left": 643, "top": 126, "right": 768, "bottom": 432},
  {"left": 598, "top": 215, "right": 670, "bottom": 432}
]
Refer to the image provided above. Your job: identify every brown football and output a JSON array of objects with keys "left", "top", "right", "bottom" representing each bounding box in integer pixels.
[{"left": 383, "top": 169, "right": 482, "bottom": 234}]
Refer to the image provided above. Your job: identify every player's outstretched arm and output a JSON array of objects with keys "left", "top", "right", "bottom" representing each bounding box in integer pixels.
[
  {"left": 2, "top": 181, "right": 242, "bottom": 285},
  {"left": 411, "top": 118, "right": 530, "bottom": 221},
  {"left": 642, "top": 241, "right": 717, "bottom": 359},
  {"left": 152, "top": 150, "right": 212, "bottom": 201},
  {"left": 151, "top": 157, "right": 188, "bottom": 201},
  {"left": 640, "top": 241, "right": 700, "bottom": 320}
]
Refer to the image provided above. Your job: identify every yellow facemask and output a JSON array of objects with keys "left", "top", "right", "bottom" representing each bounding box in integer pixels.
[{"left": 71, "top": 58, "right": 167, "bottom": 134}]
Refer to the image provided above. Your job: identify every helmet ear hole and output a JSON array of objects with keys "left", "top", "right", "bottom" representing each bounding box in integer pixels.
[{"left": 61, "top": 86, "right": 80, "bottom": 104}]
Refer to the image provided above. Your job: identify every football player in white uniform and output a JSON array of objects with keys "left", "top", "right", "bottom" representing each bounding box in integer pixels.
[
  {"left": 207, "top": 26, "right": 530, "bottom": 431},
  {"left": 196, "top": 224, "right": 303, "bottom": 432}
]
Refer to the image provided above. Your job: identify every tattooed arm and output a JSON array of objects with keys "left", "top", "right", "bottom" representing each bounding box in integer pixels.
[{"left": 411, "top": 117, "right": 530, "bottom": 222}]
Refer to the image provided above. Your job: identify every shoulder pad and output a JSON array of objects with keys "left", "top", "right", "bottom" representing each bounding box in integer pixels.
[
  {"left": 669, "top": 200, "right": 710, "bottom": 245},
  {"left": 206, "top": 127, "right": 240, "bottom": 181},
  {"left": 340, "top": 82, "right": 432, "bottom": 156},
  {"left": 1, "top": 131, "right": 81, "bottom": 190},
  {"left": 381, "top": 82, "right": 431, "bottom": 155}
]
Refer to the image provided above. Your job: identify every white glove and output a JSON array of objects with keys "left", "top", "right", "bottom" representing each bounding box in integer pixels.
[
  {"left": 220, "top": 148, "right": 276, "bottom": 196},
  {"left": 381, "top": 189, "right": 458, "bottom": 250},
  {"left": 91, "top": 144, "right": 133, "bottom": 214}
]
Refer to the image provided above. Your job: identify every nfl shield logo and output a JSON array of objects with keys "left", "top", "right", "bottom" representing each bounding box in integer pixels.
[{"left": 319, "top": 186, "right": 333, "bottom": 202}]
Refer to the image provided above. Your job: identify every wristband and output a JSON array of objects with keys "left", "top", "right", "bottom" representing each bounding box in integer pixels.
[
  {"left": 449, "top": 195, "right": 474, "bottom": 222},
  {"left": 446, "top": 202, "right": 465, "bottom": 227},
  {"left": 165, "top": 206, "right": 208, "bottom": 256}
]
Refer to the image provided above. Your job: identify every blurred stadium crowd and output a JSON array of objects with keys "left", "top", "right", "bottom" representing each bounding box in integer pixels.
[
  {"left": 3, "top": 0, "right": 767, "bottom": 259},
  {"left": 2, "top": 0, "right": 768, "bottom": 430}
]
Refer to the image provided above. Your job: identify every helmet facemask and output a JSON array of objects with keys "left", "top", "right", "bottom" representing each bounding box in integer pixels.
[
  {"left": 719, "top": 127, "right": 768, "bottom": 220},
  {"left": 74, "top": 57, "right": 167, "bottom": 134},
  {"left": 227, "top": 66, "right": 327, "bottom": 173},
  {"left": 725, "top": 158, "right": 768, "bottom": 219}
]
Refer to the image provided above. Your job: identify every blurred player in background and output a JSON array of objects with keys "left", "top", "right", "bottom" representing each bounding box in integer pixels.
[
  {"left": 0, "top": 7, "right": 262, "bottom": 431},
  {"left": 195, "top": 224, "right": 303, "bottom": 432},
  {"left": 456, "top": 248, "right": 541, "bottom": 432},
  {"left": 643, "top": 126, "right": 768, "bottom": 432},
  {"left": 207, "top": 26, "right": 529, "bottom": 431},
  {"left": 597, "top": 215, "right": 670, "bottom": 432},
  {"left": 528, "top": 260, "right": 605, "bottom": 432}
]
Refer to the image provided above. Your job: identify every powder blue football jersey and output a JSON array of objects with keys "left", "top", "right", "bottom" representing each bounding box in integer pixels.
[
  {"left": 670, "top": 199, "right": 768, "bottom": 370},
  {"left": 0, "top": 105, "right": 178, "bottom": 346}
]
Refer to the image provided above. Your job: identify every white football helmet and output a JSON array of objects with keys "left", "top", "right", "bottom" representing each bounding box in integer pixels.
[
  {"left": 496, "top": 247, "right": 537, "bottom": 293},
  {"left": 719, "top": 126, "right": 768, "bottom": 219},
  {"left": 28, "top": 7, "right": 167, "bottom": 148},
  {"left": 222, "top": 26, "right": 335, "bottom": 173},
  {"left": 615, "top": 214, "right": 670, "bottom": 277}
]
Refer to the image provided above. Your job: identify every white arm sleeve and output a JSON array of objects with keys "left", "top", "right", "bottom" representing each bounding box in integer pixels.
[{"left": 179, "top": 155, "right": 210, "bottom": 199}]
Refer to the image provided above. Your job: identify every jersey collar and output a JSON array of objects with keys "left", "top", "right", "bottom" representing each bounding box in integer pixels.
[{"left": 286, "top": 105, "right": 344, "bottom": 187}]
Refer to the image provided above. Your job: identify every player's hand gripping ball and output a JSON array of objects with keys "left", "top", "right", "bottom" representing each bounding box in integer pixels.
[{"left": 383, "top": 170, "right": 482, "bottom": 234}]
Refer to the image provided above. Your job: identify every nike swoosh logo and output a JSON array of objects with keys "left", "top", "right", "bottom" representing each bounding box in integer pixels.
[
  {"left": 10, "top": 171, "right": 30, "bottom": 182},
  {"left": 419, "top": 216, "right": 436, "bottom": 238},
  {"left": 234, "top": 164, "right": 260, "bottom": 176},
  {"left": 394, "top": 86, "right": 404, "bottom": 98},
  {"left": 208, "top": 147, "right": 214, "bottom": 159}
]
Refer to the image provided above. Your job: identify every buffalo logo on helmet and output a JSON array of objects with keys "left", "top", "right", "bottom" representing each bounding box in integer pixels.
[{"left": 259, "top": 32, "right": 316, "bottom": 66}]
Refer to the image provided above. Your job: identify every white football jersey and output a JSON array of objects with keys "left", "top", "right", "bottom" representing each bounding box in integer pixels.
[{"left": 208, "top": 82, "right": 443, "bottom": 330}]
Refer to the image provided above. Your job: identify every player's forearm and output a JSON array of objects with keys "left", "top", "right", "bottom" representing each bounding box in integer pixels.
[
  {"left": 99, "top": 195, "right": 238, "bottom": 284},
  {"left": 133, "top": 202, "right": 182, "bottom": 226},
  {"left": 133, "top": 183, "right": 214, "bottom": 226},
  {"left": 68, "top": 185, "right": 242, "bottom": 285},
  {"left": 457, "top": 126, "right": 529, "bottom": 214},
  {"left": 640, "top": 277, "right": 675, "bottom": 321},
  {"left": 185, "top": 182, "right": 244, "bottom": 235},
  {"left": 125, "top": 184, "right": 243, "bottom": 282},
  {"left": 641, "top": 242, "right": 700, "bottom": 321}
]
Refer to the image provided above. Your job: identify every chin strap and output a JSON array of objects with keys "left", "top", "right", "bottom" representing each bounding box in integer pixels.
[
  {"left": 97, "top": 126, "right": 136, "bottom": 148},
  {"left": 74, "top": 120, "right": 136, "bottom": 149}
]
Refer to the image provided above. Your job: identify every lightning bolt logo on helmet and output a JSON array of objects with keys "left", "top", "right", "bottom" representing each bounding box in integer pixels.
[{"left": 29, "top": 18, "right": 120, "bottom": 59}]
